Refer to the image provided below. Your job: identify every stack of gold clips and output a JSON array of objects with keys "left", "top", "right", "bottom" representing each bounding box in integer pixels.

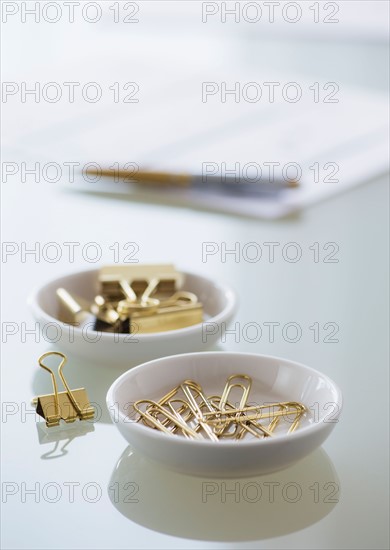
[
  {"left": 134, "top": 374, "right": 306, "bottom": 441},
  {"left": 56, "top": 264, "right": 203, "bottom": 334}
]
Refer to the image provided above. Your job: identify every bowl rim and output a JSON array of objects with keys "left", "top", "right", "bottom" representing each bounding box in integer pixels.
[
  {"left": 106, "top": 351, "right": 343, "bottom": 448},
  {"left": 28, "top": 267, "right": 238, "bottom": 341}
]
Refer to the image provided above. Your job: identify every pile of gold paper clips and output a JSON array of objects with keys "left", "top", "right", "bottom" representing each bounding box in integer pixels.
[{"left": 134, "top": 374, "right": 306, "bottom": 441}]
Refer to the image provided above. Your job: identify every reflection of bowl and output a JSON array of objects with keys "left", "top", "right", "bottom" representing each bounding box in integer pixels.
[
  {"left": 107, "top": 352, "right": 342, "bottom": 477},
  {"left": 108, "top": 445, "right": 340, "bottom": 542},
  {"left": 28, "top": 268, "right": 237, "bottom": 366}
]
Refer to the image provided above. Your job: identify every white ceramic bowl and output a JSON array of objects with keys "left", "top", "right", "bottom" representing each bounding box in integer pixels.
[
  {"left": 28, "top": 268, "right": 237, "bottom": 366},
  {"left": 107, "top": 352, "right": 342, "bottom": 477}
]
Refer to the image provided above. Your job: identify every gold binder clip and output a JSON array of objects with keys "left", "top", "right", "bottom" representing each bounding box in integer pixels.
[
  {"left": 98, "top": 264, "right": 182, "bottom": 301},
  {"left": 116, "top": 279, "right": 160, "bottom": 316},
  {"left": 33, "top": 352, "right": 95, "bottom": 427},
  {"left": 113, "top": 279, "right": 203, "bottom": 334},
  {"left": 129, "top": 301, "right": 203, "bottom": 333},
  {"left": 56, "top": 288, "right": 92, "bottom": 325},
  {"left": 56, "top": 289, "right": 123, "bottom": 332},
  {"left": 57, "top": 265, "right": 204, "bottom": 334}
]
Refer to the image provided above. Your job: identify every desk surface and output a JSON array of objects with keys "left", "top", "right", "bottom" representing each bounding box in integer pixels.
[{"left": 1, "top": 3, "right": 389, "bottom": 549}]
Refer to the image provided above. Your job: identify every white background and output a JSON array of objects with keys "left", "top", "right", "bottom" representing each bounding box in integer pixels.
[{"left": 1, "top": 2, "right": 389, "bottom": 548}]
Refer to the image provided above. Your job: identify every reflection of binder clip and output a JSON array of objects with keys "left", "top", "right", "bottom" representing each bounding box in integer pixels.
[
  {"left": 32, "top": 352, "right": 95, "bottom": 427},
  {"left": 36, "top": 421, "right": 95, "bottom": 459}
]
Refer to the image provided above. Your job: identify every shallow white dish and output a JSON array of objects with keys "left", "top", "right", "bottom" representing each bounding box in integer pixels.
[
  {"left": 28, "top": 268, "right": 237, "bottom": 366},
  {"left": 107, "top": 352, "right": 342, "bottom": 477}
]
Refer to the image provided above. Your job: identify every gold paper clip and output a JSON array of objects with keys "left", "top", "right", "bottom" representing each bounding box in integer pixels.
[
  {"left": 180, "top": 382, "right": 219, "bottom": 441},
  {"left": 32, "top": 352, "right": 95, "bottom": 428},
  {"left": 134, "top": 399, "right": 203, "bottom": 440},
  {"left": 133, "top": 376, "right": 307, "bottom": 441},
  {"left": 219, "top": 374, "right": 252, "bottom": 410}
]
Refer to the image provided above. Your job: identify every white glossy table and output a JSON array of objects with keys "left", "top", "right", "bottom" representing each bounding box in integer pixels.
[{"left": 1, "top": 3, "right": 389, "bottom": 548}]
